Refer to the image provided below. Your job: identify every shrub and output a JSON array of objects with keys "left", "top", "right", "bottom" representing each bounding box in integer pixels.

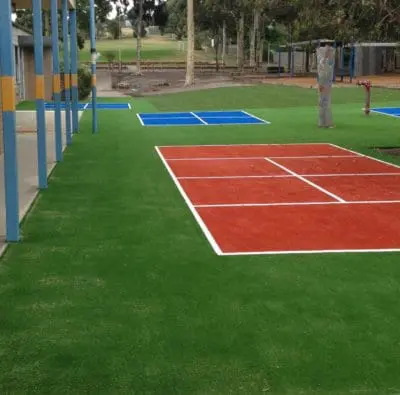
[
  {"left": 78, "top": 65, "right": 92, "bottom": 100},
  {"left": 104, "top": 51, "right": 117, "bottom": 63}
]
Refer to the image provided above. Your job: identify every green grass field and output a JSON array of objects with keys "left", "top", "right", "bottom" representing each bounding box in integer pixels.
[
  {"left": 77, "top": 35, "right": 234, "bottom": 64},
  {"left": 3, "top": 85, "right": 400, "bottom": 394},
  {"left": 79, "top": 36, "right": 184, "bottom": 62}
]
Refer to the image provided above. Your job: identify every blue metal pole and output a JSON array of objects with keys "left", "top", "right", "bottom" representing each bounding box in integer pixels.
[
  {"left": 33, "top": 0, "right": 48, "bottom": 189},
  {"left": 89, "top": 0, "right": 98, "bottom": 133},
  {"left": 51, "top": 0, "right": 63, "bottom": 161},
  {"left": 62, "top": 0, "right": 72, "bottom": 145},
  {"left": 69, "top": 8, "right": 79, "bottom": 133},
  {"left": 0, "top": 2, "right": 20, "bottom": 241}
]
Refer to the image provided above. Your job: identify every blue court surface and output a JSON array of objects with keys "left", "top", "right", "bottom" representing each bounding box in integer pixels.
[
  {"left": 44, "top": 102, "right": 131, "bottom": 110},
  {"left": 370, "top": 107, "right": 400, "bottom": 118},
  {"left": 137, "top": 110, "right": 270, "bottom": 127}
]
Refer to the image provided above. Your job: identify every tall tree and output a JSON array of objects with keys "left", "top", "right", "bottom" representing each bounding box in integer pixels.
[
  {"left": 185, "top": 0, "right": 195, "bottom": 86},
  {"left": 127, "top": 0, "right": 168, "bottom": 74}
]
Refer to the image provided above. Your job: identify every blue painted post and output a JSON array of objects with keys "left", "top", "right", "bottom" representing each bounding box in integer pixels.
[
  {"left": 33, "top": 0, "right": 48, "bottom": 189},
  {"left": 90, "top": 0, "right": 98, "bottom": 133},
  {"left": 0, "top": 2, "right": 20, "bottom": 241},
  {"left": 51, "top": 0, "right": 62, "bottom": 161},
  {"left": 62, "top": 0, "right": 72, "bottom": 144},
  {"left": 70, "top": 8, "right": 79, "bottom": 133}
]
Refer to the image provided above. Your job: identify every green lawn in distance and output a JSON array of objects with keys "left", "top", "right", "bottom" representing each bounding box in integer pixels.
[{"left": 1, "top": 84, "right": 400, "bottom": 394}]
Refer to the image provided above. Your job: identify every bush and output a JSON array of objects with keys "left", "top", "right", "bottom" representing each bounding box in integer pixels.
[
  {"left": 57, "top": 62, "right": 92, "bottom": 101},
  {"left": 104, "top": 50, "right": 117, "bottom": 63},
  {"left": 78, "top": 66, "right": 92, "bottom": 100}
]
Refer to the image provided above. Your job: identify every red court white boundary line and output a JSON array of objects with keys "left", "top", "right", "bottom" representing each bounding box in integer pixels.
[
  {"left": 158, "top": 143, "right": 333, "bottom": 148},
  {"left": 167, "top": 155, "right": 360, "bottom": 161},
  {"left": 177, "top": 173, "right": 400, "bottom": 180},
  {"left": 194, "top": 200, "right": 400, "bottom": 208},
  {"left": 328, "top": 143, "right": 400, "bottom": 170},
  {"left": 156, "top": 143, "right": 400, "bottom": 256},
  {"left": 222, "top": 248, "right": 400, "bottom": 256},
  {"left": 155, "top": 147, "right": 223, "bottom": 255}
]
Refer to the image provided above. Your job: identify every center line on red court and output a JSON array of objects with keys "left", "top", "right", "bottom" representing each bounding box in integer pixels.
[{"left": 263, "top": 157, "right": 346, "bottom": 203}]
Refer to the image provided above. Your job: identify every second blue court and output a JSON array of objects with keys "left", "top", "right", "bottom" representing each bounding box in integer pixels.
[
  {"left": 370, "top": 107, "right": 400, "bottom": 118},
  {"left": 137, "top": 110, "right": 270, "bottom": 127}
]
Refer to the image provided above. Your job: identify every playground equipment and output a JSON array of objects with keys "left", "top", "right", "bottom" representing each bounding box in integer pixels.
[
  {"left": 276, "top": 39, "right": 356, "bottom": 81},
  {"left": 334, "top": 41, "right": 356, "bottom": 83}
]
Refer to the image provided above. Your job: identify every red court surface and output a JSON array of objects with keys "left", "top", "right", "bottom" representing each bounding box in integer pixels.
[{"left": 156, "top": 143, "right": 400, "bottom": 255}]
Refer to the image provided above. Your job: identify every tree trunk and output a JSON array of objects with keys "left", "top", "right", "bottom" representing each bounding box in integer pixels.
[
  {"left": 258, "top": 37, "right": 264, "bottom": 66},
  {"left": 305, "top": 45, "right": 310, "bottom": 72},
  {"left": 221, "top": 20, "right": 227, "bottom": 66},
  {"left": 135, "top": 0, "right": 143, "bottom": 75},
  {"left": 249, "top": 9, "right": 259, "bottom": 67},
  {"left": 257, "top": 16, "right": 265, "bottom": 66},
  {"left": 214, "top": 33, "right": 220, "bottom": 72},
  {"left": 185, "top": 0, "right": 195, "bottom": 86},
  {"left": 237, "top": 12, "right": 244, "bottom": 70}
]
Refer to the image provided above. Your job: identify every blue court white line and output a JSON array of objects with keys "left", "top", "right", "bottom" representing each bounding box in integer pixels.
[
  {"left": 44, "top": 102, "right": 131, "bottom": 110},
  {"left": 370, "top": 107, "right": 400, "bottom": 118},
  {"left": 137, "top": 110, "right": 270, "bottom": 127}
]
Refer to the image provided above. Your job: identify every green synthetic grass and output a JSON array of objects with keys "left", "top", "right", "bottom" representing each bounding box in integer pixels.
[
  {"left": 78, "top": 37, "right": 183, "bottom": 62},
  {"left": 2, "top": 85, "right": 400, "bottom": 394}
]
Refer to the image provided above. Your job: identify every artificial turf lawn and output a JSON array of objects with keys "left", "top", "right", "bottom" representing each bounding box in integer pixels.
[{"left": 2, "top": 85, "right": 400, "bottom": 394}]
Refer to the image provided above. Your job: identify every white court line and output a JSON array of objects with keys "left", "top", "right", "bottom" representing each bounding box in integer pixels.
[
  {"left": 155, "top": 146, "right": 223, "bottom": 256},
  {"left": 191, "top": 112, "right": 208, "bottom": 125},
  {"left": 136, "top": 113, "right": 145, "bottom": 126},
  {"left": 264, "top": 157, "right": 346, "bottom": 203},
  {"left": 139, "top": 116, "right": 200, "bottom": 120},
  {"left": 241, "top": 110, "right": 271, "bottom": 124},
  {"left": 158, "top": 143, "right": 332, "bottom": 148},
  {"left": 370, "top": 109, "right": 400, "bottom": 119},
  {"left": 329, "top": 143, "right": 400, "bottom": 171},
  {"left": 177, "top": 172, "right": 400, "bottom": 180},
  {"left": 221, "top": 248, "right": 400, "bottom": 256},
  {"left": 194, "top": 200, "right": 400, "bottom": 208},
  {"left": 139, "top": 123, "right": 204, "bottom": 127},
  {"left": 167, "top": 155, "right": 360, "bottom": 161}
]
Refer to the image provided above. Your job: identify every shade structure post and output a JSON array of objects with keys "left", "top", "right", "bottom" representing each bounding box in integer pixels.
[
  {"left": 89, "top": 0, "right": 98, "bottom": 133},
  {"left": 70, "top": 8, "right": 79, "bottom": 133},
  {"left": 62, "top": 0, "right": 72, "bottom": 145},
  {"left": 0, "top": 0, "right": 20, "bottom": 241},
  {"left": 33, "top": 0, "right": 48, "bottom": 189},
  {"left": 51, "top": 0, "right": 63, "bottom": 161}
]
